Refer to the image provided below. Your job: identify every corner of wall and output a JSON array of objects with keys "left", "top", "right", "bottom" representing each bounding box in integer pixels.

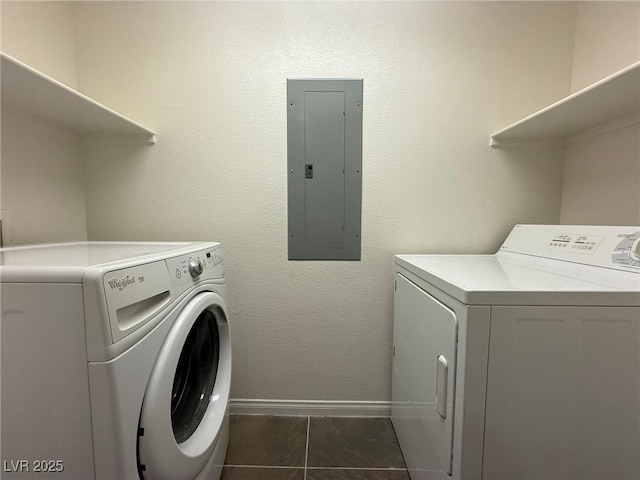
[
  {"left": 570, "top": 2, "right": 640, "bottom": 92},
  {"left": 561, "top": 1, "right": 640, "bottom": 226}
]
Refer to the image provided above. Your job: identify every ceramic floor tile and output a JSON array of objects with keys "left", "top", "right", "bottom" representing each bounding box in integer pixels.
[
  {"left": 306, "top": 469, "right": 410, "bottom": 480},
  {"left": 221, "top": 467, "right": 305, "bottom": 480},
  {"left": 224, "top": 415, "right": 307, "bottom": 466},
  {"left": 307, "top": 417, "right": 407, "bottom": 468}
]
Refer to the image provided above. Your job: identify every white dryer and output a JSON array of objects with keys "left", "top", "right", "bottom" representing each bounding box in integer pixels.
[
  {"left": 1, "top": 242, "right": 232, "bottom": 480},
  {"left": 392, "top": 225, "right": 640, "bottom": 480}
]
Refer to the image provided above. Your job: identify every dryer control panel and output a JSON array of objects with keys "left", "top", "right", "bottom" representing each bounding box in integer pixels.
[
  {"left": 612, "top": 232, "right": 640, "bottom": 269},
  {"left": 500, "top": 225, "right": 640, "bottom": 273},
  {"left": 546, "top": 233, "right": 604, "bottom": 254}
]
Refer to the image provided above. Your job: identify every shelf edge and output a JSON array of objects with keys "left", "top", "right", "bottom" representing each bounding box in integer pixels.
[
  {"left": 490, "top": 61, "right": 640, "bottom": 142},
  {"left": 489, "top": 137, "right": 564, "bottom": 149},
  {"left": 1, "top": 51, "right": 156, "bottom": 138}
]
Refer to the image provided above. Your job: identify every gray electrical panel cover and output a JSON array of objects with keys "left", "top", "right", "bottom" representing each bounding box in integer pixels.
[{"left": 287, "top": 78, "right": 363, "bottom": 260}]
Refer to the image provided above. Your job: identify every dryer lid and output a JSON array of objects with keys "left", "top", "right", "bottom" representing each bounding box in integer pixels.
[{"left": 396, "top": 225, "right": 640, "bottom": 306}]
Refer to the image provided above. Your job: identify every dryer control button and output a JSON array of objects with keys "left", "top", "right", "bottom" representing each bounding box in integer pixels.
[{"left": 188, "top": 259, "right": 204, "bottom": 277}]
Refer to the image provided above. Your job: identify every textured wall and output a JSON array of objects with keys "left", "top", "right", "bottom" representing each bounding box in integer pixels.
[
  {"left": 1, "top": 109, "right": 87, "bottom": 244},
  {"left": 71, "top": 1, "right": 574, "bottom": 401},
  {"left": 561, "top": 124, "right": 640, "bottom": 225},
  {"left": 570, "top": 1, "right": 640, "bottom": 92},
  {"left": 0, "top": 1, "right": 78, "bottom": 88}
]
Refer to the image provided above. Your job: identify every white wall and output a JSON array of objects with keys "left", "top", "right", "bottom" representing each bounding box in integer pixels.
[
  {"left": 0, "top": 1, "right": 78, "bottom": 88},
  {"left": 74, "top": 1, "right": 574, "bottom": 401},
  {"left": 560, "top": 1, "right": 640, "bottom": 225},
  {"left": 0, "top": 1, "right": 87, "bottom": 244},
  {"left": 562, "top": 124, "right": 639, "bottom": 225},
  {"left": 570, "top": 1, "right": 640, "bottom": 92},
  {"left": 1, "top": 108, "right": 87, "bottom": 245}
]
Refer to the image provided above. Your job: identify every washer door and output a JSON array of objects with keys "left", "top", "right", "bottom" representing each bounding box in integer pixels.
[{"left": 138, "top": 291, "right": 231, "bottom": 480}]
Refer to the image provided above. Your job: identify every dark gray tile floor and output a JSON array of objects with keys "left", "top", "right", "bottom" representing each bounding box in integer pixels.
[{"left": 222, "top": 415, "right": 409, "bottom": 480}]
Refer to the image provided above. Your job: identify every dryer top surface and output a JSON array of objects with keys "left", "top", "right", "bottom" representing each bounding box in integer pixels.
[
  {"left": 396, "top": 225, "right": 640, "bottom": 306},
  {"left": 396, "top": 254, "right": 640, "bottom": 306}
]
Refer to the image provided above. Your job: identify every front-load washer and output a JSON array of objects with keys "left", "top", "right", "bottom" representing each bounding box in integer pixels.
[
  {"left": 1, "top": 241, "right": 231, "bottom": 480},
  {"left": 392, "top": 225, "right": 640, "bottom": 480}
]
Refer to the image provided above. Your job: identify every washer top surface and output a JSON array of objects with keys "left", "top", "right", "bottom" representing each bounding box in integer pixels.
[
  {"left": 0, "top": 241, "right": 220, "bottom": 282},
  {"left": 397, "top": 225, "right": 640, "bottom": 306}
]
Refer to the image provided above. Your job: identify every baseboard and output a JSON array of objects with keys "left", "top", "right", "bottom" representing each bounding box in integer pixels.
[{"left": 229, "top": 399, "right": 392, "bottom": 418}]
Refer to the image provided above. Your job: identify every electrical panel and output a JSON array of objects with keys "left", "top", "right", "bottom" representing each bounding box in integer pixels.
[{"left": 287, "top": 78, "right": 363, "bottom": 260}]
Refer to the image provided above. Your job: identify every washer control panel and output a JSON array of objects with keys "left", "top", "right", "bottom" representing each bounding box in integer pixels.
[
  {"left": 500, "top": 225, "right": 640, "bottom": 272},
  {"left": 166, "top": 244, "right": 224, "bottom": 285}
]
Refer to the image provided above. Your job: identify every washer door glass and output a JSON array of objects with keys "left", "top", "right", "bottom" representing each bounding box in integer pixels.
[{"left": 171, "top": 308, "right": 220, "bottom": 443}]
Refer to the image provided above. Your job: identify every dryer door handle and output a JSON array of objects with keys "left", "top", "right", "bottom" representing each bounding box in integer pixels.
[{"left": 436, "top": 354, "right": 448, "bottom": 419}]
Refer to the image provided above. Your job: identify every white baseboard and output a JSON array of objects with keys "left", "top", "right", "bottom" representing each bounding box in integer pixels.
[{"left": 229, "top": 399, "right": 392, "bottom": 418}]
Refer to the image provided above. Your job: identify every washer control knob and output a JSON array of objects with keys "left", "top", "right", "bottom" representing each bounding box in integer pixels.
[{"left": 188, "top": 259, "right": 204, "bottom": 277}]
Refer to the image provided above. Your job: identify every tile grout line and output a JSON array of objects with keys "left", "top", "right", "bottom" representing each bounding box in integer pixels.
[
  {"left": 307, "top": 466, "right": 409, "bottom": 471},
  {"left": 223, "top": 465, "right": 408, "bottom": 471},
  {"left": 224, "top": 465, "right": 302, "bottom": 469},
  {"left": 303, "top": 415, "right": 310, "bottom": 480}
]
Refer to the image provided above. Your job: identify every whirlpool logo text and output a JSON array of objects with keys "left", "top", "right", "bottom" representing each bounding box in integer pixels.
[{"left": 108, "top": 275, "right": 136, "bottom": 291}]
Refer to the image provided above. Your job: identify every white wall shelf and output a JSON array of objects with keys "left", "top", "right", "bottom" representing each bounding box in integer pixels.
[
  {"left": 490, "top": 61, "right": 640, "bottom": 148},
  {"left": 1, "top": 52, "right": 156, "bottom": 143}
]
